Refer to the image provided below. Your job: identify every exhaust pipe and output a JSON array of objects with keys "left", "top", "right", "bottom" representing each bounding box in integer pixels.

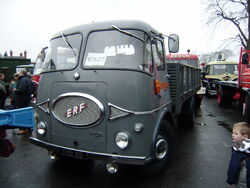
[
  {"left": 48, "top": 151, "right": 59, "bottom": 160},
  {"left": 106, "top": 162, "right": 118, "bottom": 174}
]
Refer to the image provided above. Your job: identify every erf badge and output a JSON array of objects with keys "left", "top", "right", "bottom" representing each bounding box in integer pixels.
[{"left": 66, "top": 103, "right": 88, "bottom": 118}]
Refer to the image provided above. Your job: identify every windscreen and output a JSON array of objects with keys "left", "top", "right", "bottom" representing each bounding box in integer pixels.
[
  {"left": 82, "top": 30, "right": 151, "bottom": 73},
  {"left": 209, "top": 64, "right": 238, "bottom": 75},
  {"left": 42, "top": 33, "right": 81, "bottom": 72}
]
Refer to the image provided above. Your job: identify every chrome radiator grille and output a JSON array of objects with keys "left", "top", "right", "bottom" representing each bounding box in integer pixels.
[{"left": 52, "top": 93, "right": 104, "bottom": 127}]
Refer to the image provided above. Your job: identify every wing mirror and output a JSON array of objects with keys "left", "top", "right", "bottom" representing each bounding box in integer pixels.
[{"left": 168, "top": 34, "right": 179, "bottom": 53}]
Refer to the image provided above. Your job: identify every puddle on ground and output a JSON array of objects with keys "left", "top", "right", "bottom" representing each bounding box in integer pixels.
[
  {"left": 207, "top": 113, "right": 216, "bottom": 117},
  {"left": 217, "top": 121, "right": 232, "bottom": 132}
]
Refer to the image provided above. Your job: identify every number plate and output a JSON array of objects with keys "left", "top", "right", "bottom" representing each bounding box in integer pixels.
[{"left": 61, "top": 149, "right": 85, "bottom": 159}]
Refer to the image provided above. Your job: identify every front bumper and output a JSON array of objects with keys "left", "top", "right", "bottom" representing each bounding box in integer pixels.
[{"left": 30, "top": 137, "right": 151, "bottom": 165}]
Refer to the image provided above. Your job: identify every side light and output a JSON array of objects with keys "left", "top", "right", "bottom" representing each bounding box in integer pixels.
[
  {"left": 134, "top": 123, "right": 144, "bottom": 133},
  {"left": 155, "top": 79, "right": 161, "bottom": 95},
  {"left": 115, "top": 132, "right": 130, "bottom": 149},
  {"left": 37, "top": 121, "right": 47, "bottom": 136}
]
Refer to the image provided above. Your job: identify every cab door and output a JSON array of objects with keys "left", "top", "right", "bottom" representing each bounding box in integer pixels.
[{"left": 152, "top": 38, "right": 171, "bottom": 104}]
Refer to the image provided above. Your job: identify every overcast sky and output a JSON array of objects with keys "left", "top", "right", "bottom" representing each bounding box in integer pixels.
[{"left": 0, "top": 0, "right": 238, "bottom": 61}]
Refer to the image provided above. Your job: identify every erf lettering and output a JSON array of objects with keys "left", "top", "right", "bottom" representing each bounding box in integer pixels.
[{"left": 66, "top": 103, "right": 88, "bottom": 118}]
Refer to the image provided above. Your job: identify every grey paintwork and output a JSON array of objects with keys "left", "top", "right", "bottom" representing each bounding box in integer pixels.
[{"left": 30, "top": 20, "right": 200, "bottom": 165}]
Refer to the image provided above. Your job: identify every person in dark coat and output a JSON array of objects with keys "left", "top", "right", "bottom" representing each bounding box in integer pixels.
[
  {"left": 14, "top": 70, "right": 32, "bottom": 108},
  {"left": 9, "top": 73, "right": 19, "bottom": 109},
  {"left": 14, "top": 70, "right": 33, "bottom": 134}
]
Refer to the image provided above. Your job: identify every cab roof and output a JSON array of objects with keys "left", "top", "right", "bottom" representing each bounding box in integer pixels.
[{"left": 52, "top": 20, "right": 161, "bottom": 39}]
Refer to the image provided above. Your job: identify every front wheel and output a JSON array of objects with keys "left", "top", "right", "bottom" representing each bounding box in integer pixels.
[
  {"left": 217, "top": 87, "right": 232, "bottom": 107},
  {"left": 138, "top": 120, "right": 175, "bottom": 176},
  {"left": 217, "top": 87, "right": 224, "bottom": 107}
]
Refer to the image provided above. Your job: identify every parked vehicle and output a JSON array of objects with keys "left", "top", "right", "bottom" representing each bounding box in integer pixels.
[
  {"left": 30, "top": 20, "right": 201, "bottom": 174},
  {"left": 216, "top": 48, "right": 250, "bottom": 122},
  {"left": 32, "top": 47, "right": 47, "bottom": 84},
  {"left": 29, "top": 47, "right": 48, "bottom": 104},
  {"left": 203, "top": 60, "right": 238, "bottom": 97},
  {"left": 16, "top": 64, "right": 35, "bottom": 75}
]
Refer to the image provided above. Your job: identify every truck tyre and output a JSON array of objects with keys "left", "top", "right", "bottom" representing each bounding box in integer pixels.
[
  {"left": 244, "top": 95, "right": 250, "bottom": 123},
  {"left": 217, "top": 87, "right": 225, "bottom": 107},
  {"left": 217, "top": 87, "right": 232, "bottom": 107},
  {"left": 205, "top": 85, "right": 211, "bottom": 98},
  {"left": 178, "top": 97, "right": 196, "bottom": 129},
  {"left": 195, "top": 96, "right": 202, "bottom": 108},
  {"left": 138, "top": 120, "right": 175, "bottom": 177}
]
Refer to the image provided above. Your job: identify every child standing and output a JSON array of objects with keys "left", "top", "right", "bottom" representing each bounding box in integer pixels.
[{"left": 227, "top": 122, "right": 250, "bottom": 187}]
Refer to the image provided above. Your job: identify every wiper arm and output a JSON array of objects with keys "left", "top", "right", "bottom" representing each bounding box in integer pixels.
[
  {"left": 60, "top": 32, "right": 77, "bottom": 56},
  {"left": 112, "top": 25, "right": 145, "bottom": 43}
]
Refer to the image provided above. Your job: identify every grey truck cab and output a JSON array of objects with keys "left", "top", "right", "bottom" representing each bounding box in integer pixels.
[{"left": 30, "top": 20, "right": 200, "bottom": 173}]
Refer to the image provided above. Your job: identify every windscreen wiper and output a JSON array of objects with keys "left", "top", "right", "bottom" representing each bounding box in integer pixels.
[
  {"left": 60, "top": 32, "right": 77, "bottom": 56},
  {"left": 112, "top": 25, "right": 145, "bottom": 42}
]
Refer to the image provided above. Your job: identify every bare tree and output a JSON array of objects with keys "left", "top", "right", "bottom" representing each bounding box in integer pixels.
[
  {"left": 199, "top": 49, "right": 234, "bottom": 63},
  {"left": 205, "top": 0, "right": 250, "bottom": 49}
]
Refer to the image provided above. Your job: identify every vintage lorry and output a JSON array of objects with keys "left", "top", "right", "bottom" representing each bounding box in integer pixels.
[
  {"left": 30, "top": 20, "right": 201, "bottom": 174},
  {"left": 16, "top": 64, "right": 35, "bottom": 75},
  {"left": 203, "top": 60, "right": 238, "bottom": 97},
  {"left": 32, "top": 47, "right": 48, "bottom": 84},
  {"left": 216, "top": 48, "right": 250, "bottom": 122}
]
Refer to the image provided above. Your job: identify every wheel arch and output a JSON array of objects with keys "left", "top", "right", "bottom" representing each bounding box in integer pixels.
[{"left": 150, "top": 108, "right": 174, "bottom": 157}]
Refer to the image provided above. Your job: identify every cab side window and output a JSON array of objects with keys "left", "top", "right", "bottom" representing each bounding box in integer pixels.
[{"left": 152, "top": 39, "right": 165, "bottom": 71}]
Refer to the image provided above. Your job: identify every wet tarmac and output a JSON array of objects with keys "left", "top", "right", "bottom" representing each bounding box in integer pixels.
[{"left": 0, "top": 97, "right": 244, "bottom": 188}]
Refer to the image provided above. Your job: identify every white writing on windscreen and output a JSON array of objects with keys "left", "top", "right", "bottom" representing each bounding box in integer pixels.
[
  {"left": 104, "top": 44, "right": 135, "bottom": 56},
  {"left": 85, "top": 44, "right": 135, "bottom": 66}
]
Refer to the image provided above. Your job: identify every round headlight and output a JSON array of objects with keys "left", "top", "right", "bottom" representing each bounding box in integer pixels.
[
  {"left": 115, "top": 132, "right": 130, "bottom": 149},
  {"left": 37, "top": 121, "right": 47, "bottom": 135}
]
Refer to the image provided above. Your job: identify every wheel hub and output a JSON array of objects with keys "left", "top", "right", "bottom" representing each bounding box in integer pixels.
[{"left": 155, "top": 138, "right": 168, "bottom": 160}]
